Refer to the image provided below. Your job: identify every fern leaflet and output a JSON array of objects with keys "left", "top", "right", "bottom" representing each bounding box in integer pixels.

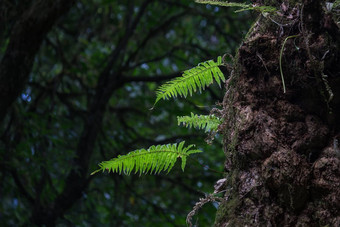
[
  {"left": 195, "top": 0, "right": 276, "bottom": 13},
  {"left": 91, "top": 141, "right": 202, "bottom": 175},
  {"left": 178, "top": 113, "right": 222, "bottom": 132},
  {"left": 153, "top": 56, "right": 225, "bottom": 106}
]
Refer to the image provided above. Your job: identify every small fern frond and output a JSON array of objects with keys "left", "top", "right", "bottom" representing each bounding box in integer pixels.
[
  {"left": 195, "top": 0, "right": 276, "bottom": 13},
  {"left": 153, "top": 56, "right": 225, "bottom": 106},
  {"left": 195, "top": 0, "right": 249, "bottom": 8},
  {"left": 178, "top": 113, "right": 222, "bottom": 132},
  {"left": 91, "top": 141, "right": 202, "bottom": 175}
]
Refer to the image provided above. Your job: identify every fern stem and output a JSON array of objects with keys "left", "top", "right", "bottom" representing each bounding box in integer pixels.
[{"left": 279, "top": 35, "right": 299, "bottom": 93}]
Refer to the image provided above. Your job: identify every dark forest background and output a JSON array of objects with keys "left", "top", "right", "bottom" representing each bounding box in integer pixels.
[{"left": 0, "top": 0, "right": 253, "bottom": 226}]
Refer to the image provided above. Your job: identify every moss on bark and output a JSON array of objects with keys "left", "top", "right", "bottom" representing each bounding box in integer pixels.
[{"left": 216, "top": 0, "right": 340, "bottom": 226}]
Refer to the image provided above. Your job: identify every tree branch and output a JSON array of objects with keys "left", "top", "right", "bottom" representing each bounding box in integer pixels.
[
  {"left": 43, "top": 1, "right": 154, "bottom": 224},
  {"left": 0, "top": 0, "right": 76, "bottom": 123},
  {"left": 10, "top": 169, "right": 35, "bottom": 204},
  {"left": 123, "top": 72, "right": 181, "bottom": 83},
  {"left": 123, "top": 10, "right": 190, "bottom": 69}
]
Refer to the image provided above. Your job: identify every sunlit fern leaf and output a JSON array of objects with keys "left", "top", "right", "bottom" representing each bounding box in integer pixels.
[
  {"left": 91, "top": 141, "right": 202, "bottom": 175},
  {"left": 153, "top": 56, "right": 224, "bottom": 107},
  {"left": 195, "top": 0, "right": 276, "bottom": 13},
  {"left": 178, "top": 113, "right": 222, "bottom": 133}
]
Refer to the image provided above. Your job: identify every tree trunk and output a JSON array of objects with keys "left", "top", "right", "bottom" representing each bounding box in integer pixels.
[
  {"left": 216, "top": 0, "right": 340, "bottom": 226},
  {"left": 0, "top": 0, "right": 75, "bottom": 123}
]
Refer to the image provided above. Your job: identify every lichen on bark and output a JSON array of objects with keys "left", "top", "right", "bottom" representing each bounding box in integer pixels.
[{"left": 216, "top": 0, "right": 340, "bottom": 226}]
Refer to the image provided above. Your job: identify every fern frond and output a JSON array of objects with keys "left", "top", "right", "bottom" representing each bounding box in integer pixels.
[
  {"left": 91, "top": 141, "right": 202, "bottom": 175},
  {"left": 178, "top": 113, "right": 222, "bottom": 132},
  {"left": 153, "top": 56, "right": 225, "bottom": 106},
  {"left": 195, "top": 0, "right": 248, "bottom": 8},
  {"left": 195, "top": 0, "right": 276, "bottom": 13}
]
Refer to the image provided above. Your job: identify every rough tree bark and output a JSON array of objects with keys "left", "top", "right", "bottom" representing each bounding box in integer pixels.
[{"left": 216, "top": 0, "right": 340, "bottom": 226}]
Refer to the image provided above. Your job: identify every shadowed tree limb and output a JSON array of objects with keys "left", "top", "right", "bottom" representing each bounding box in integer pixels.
[
  {"left": 0, "top": 0, "right": 76, "bottom": 123},
  {"left": 29, "top": 1, "right": 155, "bottom": 225}
]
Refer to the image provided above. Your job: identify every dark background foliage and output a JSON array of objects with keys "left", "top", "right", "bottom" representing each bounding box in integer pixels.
[{"left": 0, "top": 0, "right": 252, "bottom": 225}]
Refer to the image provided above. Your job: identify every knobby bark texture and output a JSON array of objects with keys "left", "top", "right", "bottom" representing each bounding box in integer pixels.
[
  {"left": 0, "top": 0, "right": 76, "bottom": 123},
  {"left": 216, "top": 0, "right": 340, "bottom": 226}
]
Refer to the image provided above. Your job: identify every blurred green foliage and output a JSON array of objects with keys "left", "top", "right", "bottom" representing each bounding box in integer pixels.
[{"left": 0, "top": 0, "right": 252, "bottom": 226}]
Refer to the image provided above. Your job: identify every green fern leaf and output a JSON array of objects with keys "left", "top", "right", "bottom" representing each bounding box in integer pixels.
[
  {"left": 195, "top": 0, "right": 249, "bottom": 8},
  {"left": 153, "top": 56, "right": 224, "bottom": 106},
  {"left": 195, "top": 0, "right": 276, "bottom": 13},
  {"left": 177, "top": 113, "right": 222, "bottom": 132},
  {"left": 91, "top": 141, "right": 202, "bottom": 175}
]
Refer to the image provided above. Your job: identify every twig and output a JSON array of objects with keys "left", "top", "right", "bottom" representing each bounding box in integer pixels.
[{"left": 279, "top": 34, "right": 299, "bottom": 93}]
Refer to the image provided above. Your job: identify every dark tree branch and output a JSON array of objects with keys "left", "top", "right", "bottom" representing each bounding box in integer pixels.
[
  {"left": 0, "top": 0, "right": 76, "bottom": 123},
  {"left": 98, "top": 0, "right": 152, "bottom": 82},
  {"left": 123, "top": 72, "right": 181, "bottom": 83},
  {"left": 38, "top": 1, "right": 155, "bottom": 224},
  {"left": 10, "top": 169, "right": 35, "bottom": 204},
  {"left": 126, "top": 46, "right": 180, "bottom": 71},
  {"left": 123, "top": 10, "right": 190, "bottom": 69}
]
